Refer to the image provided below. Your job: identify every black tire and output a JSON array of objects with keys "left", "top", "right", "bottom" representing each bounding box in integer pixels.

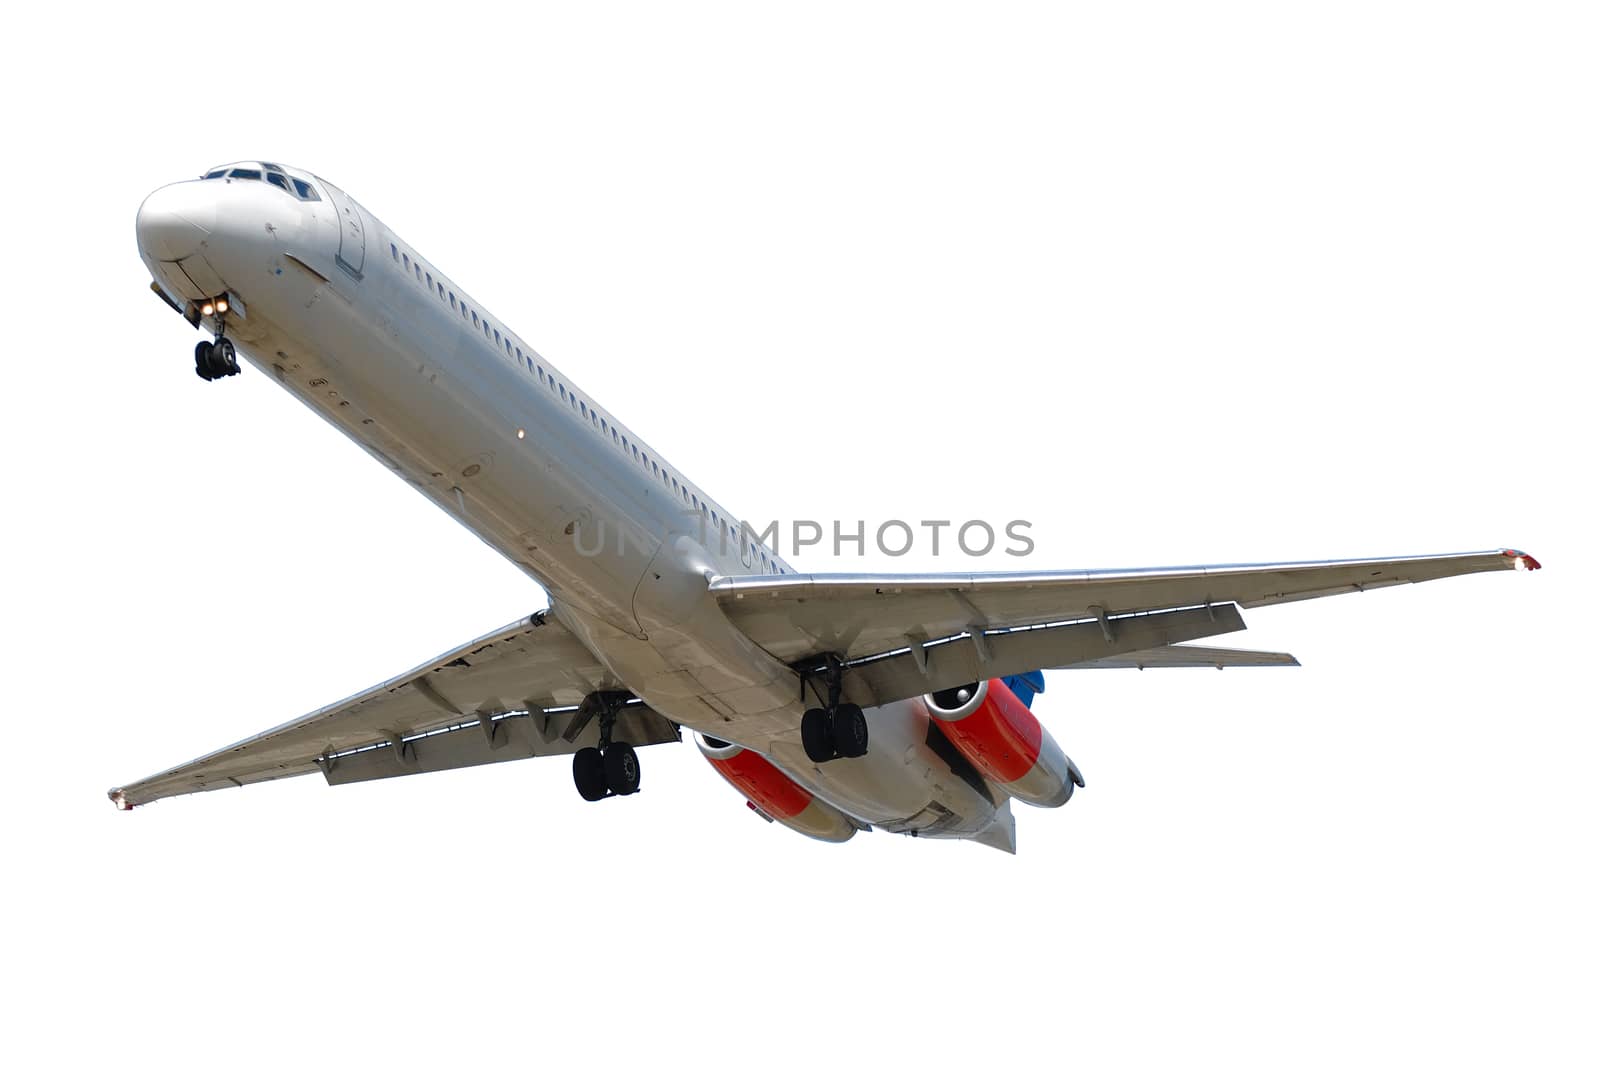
[
  {"left": 603, "top": 742, "right": 641, "bottom": 796},
  {"left": 194, "top": 341, "right": 215, "bottom": 381},
  {"left": 801, "top": 707, "right": 834, "bottom": 763},
  {"left": 830, "top": 703, "right": 869, "bottom": 758},
  {"left": 218, "top": 339, "right": 239, "bottom": 375},
  {"left": 573, "top": 746, "right": 608, "bottom": 801}
]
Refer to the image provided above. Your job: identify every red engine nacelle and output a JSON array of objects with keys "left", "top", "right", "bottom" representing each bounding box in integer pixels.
[
  {"left": 696, "top": 734, "right": 857, "bottom": 843},
  {"left": 924, "top": 679, "right": 1082, "bottom": 808}
]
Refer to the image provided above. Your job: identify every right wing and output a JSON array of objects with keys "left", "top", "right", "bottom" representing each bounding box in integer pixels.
[
  {"left": 712, "top": 548, "right": 1538, "bottom": 706},
  {"left": 712, "top": 548, "right": 1540, "bottom": 664},
  {"left": 109, "top": 611, "right": 678, "bottom": 808}
]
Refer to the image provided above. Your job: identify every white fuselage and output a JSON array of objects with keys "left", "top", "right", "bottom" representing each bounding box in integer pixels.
[{"left": 137, "top": 165, "right": 1006, "bottom": 841}]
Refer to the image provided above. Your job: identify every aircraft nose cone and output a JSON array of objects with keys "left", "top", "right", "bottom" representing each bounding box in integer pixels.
[{"left": 136, "top": 182, "right": 217, "bottom": 261}]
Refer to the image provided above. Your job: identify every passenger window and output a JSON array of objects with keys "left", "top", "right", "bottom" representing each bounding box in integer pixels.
[
  {"left": 449, "top": 293, "right": 456, "bottom": 309},
  {"left": 415, "top": 264, "right": 422, "bottom": 281},
  {"left": 471, "top": 311, "right": 479, "bottom": 326},
  {"left": 426, "top": 272, "right": 433, "bottom": 287},
  {"left": 559, "top": 385, "right": 567, "bottom": 400},
  {"left": 494, "top": 329, "right": 502, "bottom": 344},
  {"left": 391, "top": 244, "right": 400, "bottom": 261},
  {"left": 403, "top": 254, "right": 411, "bottom": 269}
]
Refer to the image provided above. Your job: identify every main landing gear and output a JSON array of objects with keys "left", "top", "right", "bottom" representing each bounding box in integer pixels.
[
  {"left": 571, "top": 692, "right": 642, "bottom": 801},
  {"left": 799, "top": 654, "right": 869, "bottom": 764}
]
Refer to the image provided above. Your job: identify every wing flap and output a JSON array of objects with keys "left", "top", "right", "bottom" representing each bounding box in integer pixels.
[
  {"left": 839, "top": 604, "right": 1248, "bottom": 708},
  {"left": 320, "top": 704, "right": 679, "bottom": 788},
  {"left": 1064, "top": 645, "right": 1301, "bottom": 669}
]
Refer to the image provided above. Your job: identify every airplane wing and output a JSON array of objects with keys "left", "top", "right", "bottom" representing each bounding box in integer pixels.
[
  {"left": 712, "top": 548, "right": 1540, "bottom": 671},
  {"left": 109, "top": 611, "right": 679, "bottom": 809}
]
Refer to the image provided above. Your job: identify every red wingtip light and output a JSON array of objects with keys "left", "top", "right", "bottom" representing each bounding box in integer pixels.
[{"left": 1503, "top": 549, "right": 1542, "bottom": 571}]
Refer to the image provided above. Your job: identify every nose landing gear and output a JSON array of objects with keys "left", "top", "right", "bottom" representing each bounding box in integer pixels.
[
  {"left": 194, "top": 337, "right": 239, "bottom": 381},
  {"left": 192, "top": 297, "right": 240, "bottom": 381}
]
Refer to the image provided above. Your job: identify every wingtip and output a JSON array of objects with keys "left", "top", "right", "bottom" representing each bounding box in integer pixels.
[
  {"left": 1502, "top": 549, "right": 1542, "bottom": 571},
  {"left": 108, "top": 789, "right": 134, "bottom": 811}
]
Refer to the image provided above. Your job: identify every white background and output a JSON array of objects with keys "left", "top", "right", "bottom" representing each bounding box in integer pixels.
[{"left": 2, "top": 3, "right": 1595, "bottom": 1063}]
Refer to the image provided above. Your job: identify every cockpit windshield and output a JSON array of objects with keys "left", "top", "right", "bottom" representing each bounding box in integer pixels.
[{"left": 201, "top": 161, "right": 321, "bottom": 202}]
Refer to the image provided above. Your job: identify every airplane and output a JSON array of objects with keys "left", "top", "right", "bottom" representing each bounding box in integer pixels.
[{"left": 115, "top": 160, "right": 1540, "bottom": 851}]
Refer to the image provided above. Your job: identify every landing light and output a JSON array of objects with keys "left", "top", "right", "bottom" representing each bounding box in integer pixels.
[
  {"left": 215, "top": 298, "right": 229, "bottom": 314},
  {"left": 516, "top": 428, "right": 526, "bottom": 440},
  {"left": 200, "top": 302, "right": 215, "bottom": 316}
]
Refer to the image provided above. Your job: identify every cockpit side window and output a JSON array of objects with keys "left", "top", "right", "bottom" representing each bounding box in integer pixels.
[
  {"left": 261, "top": 162, "right": 286, "bottom": 174},
  {"left": 290, "top": 178, "right": 320, "bottom": 202},
  {"left": 265, "top": 172, "right": 291, "bottom": 193},
  {"left": 228, "top": 168, "right": 262, "bottom": 180},
  {"left": 204, "top": 169, "right": 227, "bottom": 180}
]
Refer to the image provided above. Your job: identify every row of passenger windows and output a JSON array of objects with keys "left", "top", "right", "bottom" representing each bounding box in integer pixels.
[
  {"left": 386, "top": 238, "right": 789, "bottom": 575},
  {"left": 202, "top": 161, "right": 320, "bottom": 202}
]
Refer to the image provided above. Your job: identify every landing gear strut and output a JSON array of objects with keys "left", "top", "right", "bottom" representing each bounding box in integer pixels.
[
  {"left": 194, "top": 305, "right": 240, "bottom": 381},
  {"left": 799, "top": 654, "right": 869, "bottom": 764},
  {"left": 571, "top": 692, "right": 642, "bottom": 801}
]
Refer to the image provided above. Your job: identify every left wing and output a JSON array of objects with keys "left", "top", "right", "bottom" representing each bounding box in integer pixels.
[{"left": 109, "top": 612, "right": 678, "bottom": 808}]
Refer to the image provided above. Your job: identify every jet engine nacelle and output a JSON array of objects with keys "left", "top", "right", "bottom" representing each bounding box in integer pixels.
[
  {"left": 924, "top": 679, "right": 1083, "bottom": 808},
  {"left": 696, "top": 734, "right": 857, "bottom": 843}
]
